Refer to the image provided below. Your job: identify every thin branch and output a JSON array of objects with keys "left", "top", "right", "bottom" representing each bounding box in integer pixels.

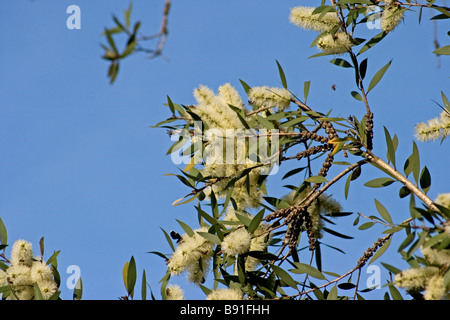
[{"left": 365, "top": 152, "right": 438, "bottom": 211}]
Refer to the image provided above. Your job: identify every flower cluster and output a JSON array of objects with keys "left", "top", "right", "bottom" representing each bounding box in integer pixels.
[
  {"left": 206, "top": 288, "right": 243, "bottom": 300},
  {"left": 167, "top": 227, "right": 215, "bottom": 284},
  {"left": 0, "top": 239, "right": 58, "bottom": 300},
  {"left": 223, "top": 207, "right": 272, "bottom": 271},
  {"left": 166, "top": 284, "right": 185, "bottom": 300},
  {"left": 190, "top": 84, "right": 276, "bottom": 210},
  {"left": 395, "top": 246, "right": 450, "bottom": 300},
  {"left": 248, "top": 86, "right": 291, "bottom": 112},
  {"left": 415, "top": 110, "right": 450, "bottom": 142},
  {"left": 290, "top": 6, "right": 354, "bottom": 55},
  {"left": 381, "top": 2, "right": 404, "bottom": 33}
]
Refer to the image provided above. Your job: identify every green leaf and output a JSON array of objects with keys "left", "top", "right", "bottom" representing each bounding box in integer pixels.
[
  {"left": 327, "top": 285, "right": 338, "bottom": 300},
  {"left": 272, "top": 264, "right": 298, "bottom": 289},
  {"left": 39, "top": 237, "right": 44, "bottom": 258},
  {"left": 369, "top": 237, "right": 391, "bottom": 264},
  {"left": 276, "top": 60, "right": 287, "bottom": 89},
  {"left": 248, "top": 209, "right": 264, "bottom": 234},
  {"left": 280, "top": 116, "right": 309, "bottom": 128},
  {"left": 384, "top": 127, "right": 396, "bottom": 167},
  {"left": 73, "top": 276, "right": 83, "bottom": 300},
  {"left": 441, "top": 91, "right": 450, "bottom": 111},
  {"left": 124, "top": 2, "right": 133, "bottom": 28},
  {"left": 367, "top": 60, "right": 392, "bottom": 93},
  {"left": 282, "top": 167, "right": 306, "bottom": 180},
  {"left": 34, "top": 283, "right": 44, "bottom": 300},
  {"left": 127, "top": 256, "right": 137, "bottom": 298},
  {"left": 358, "top": 222, "right": 375, "bottom": 230},
  {"left": 433, "top": 45, "right": 450, "bottom": 55},
  {"left": 351, "top": 91, "right": 363, "bottom": 101},
  {"left": 305, "top": 175, "right": 327, "bottom": 184},
  {"left": 364, "top": 177, "right": 395, "bottom": 188},
  {"left": 0, "top": 217, "right": 7, "bottom": 245},
  {"left": 338, "top": 282, "right": 356, "bottom": 290},
  {"left": 196, "top": 232, "right": 222, "bottom": 245},
  {"left": 141, "top": 270, "right": 147, "bottom": 300},
  {"left": 388, "top": 283, "right": 403, "bottom": 300},
  {"left": 291, "top": 262, "right": 327, "bottom": 280},
  {"left": 344, "top": 173, "right": 352, "bottom": 199},
  {"left": 323, "top": 227, "right": 353, "bottom": 239},
  {"left": 404, "top": 141, "right": 420, "bottom": 183},
  {"left": 104, "top": 29, "right": 118, "bottom": 54},
  {"left": 239, "top": 79, "right": 252, "bottom": 96},
  {"left": 330, "top": 58, "right": 353, "bottom": 68},
  {"left": 358, "top": 31, "right": 387, "bottom": 55},
  {"left": 374, "top": 199, "right": 393, "bottom": 225},
  {"left": 304, "top": 81, "right": 311, "bottom": 102},
  {"left": 419, "top": 166, "right": 431, "bottom": 194},
  {"left": 160, "top": 228, "right": 175, "bottom": 252},
  {"left": 359, "top": 58, "right": 368, "bottom": 80},
  {"left": 381, "top": 263, "right": 401, "bottom": 275},
  {"left": 399, "top": 186, "right": 411, "bottom": 198},
  {"left": 255, "top": 114, "right": 275, "bottom": 130},
  {"left": 176, "top": 219, "right": 194, "bottom": 237}
]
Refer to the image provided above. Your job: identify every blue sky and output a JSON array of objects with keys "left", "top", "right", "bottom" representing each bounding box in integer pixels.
[{"left": 0, "top": 1, "right": 448, "bottom": 300}]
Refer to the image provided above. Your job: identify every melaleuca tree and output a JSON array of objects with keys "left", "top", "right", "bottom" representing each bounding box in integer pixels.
[{"left": 147, "top": 0, "right": 450, "bottom": 301}]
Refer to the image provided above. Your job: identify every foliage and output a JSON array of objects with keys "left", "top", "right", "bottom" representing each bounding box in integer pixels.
[{"left": 144, "top": 0, "right": 450, "bottom": 300}]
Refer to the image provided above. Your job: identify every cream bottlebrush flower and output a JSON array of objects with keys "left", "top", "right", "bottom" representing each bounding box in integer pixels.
[
  {"left": 381, "top": 5, "right": 404, "bottom": 33},
  {"left": 218, "top": 83, "right": 245, "bottom": 110},
  {"left": 166, "top": 284, "right": 185, "bottom": 300},
  {"left": 248, "top": 86, "right": 291, "bottom": 111},
  {"left": 394, "top": 266, "right": 439, "bottom": 290},
  {"left": 415, "top": 111, "right": 450, "bottom": 142},
  {"left": 167, "top": 227, "right": 214, "bottom": 276},
  {"left": 435, "top": 193, "right": 450, "bottom": 209},
  {"left": 6, "top": 265, "right": 32, "bottom": 286},
  {"left": 37, "top": 279, "right": 58, "bottom": 300},
  {"left": 290, "top": 6, "right": 340, "bottom": 32},
  {"left": 206, "top": 288, "right": 243, "bottom": 300},
  {"left": 245, "top": 226, "right": 271, "bottom": 271},
  {"left": 424, "top": 275, "right": 447, "bottom": 300},
  {"left": 221, "top": 228, "right": 252, "bottom": 256},
  {"left": 421, "top": 247, "right": 450, "bottom": 267},
  {"left": 186, "top": 257, "right": 211, "bottom": 284},
  {"left": 9, "top": 285, "right": 34, "bottom": 300},
  {"left": 10, "top": 239, "right": 34, "bottom": 266},
  {"left": 316, "top": 32, "right": 354, "bottom": 55},
  {"left": 192, "top": 85, "right": 245, "bottom": 130},
  {"left": 30, "top": 261, "right": 54, "bottom": 283}
]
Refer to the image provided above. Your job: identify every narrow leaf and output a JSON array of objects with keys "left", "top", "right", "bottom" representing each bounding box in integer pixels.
[
  {"left": 276, "top": 60, "right": 287, "bottom": 89},
  {"left": 0, "top": 217, "right": 7, "bottom": 246},
  {"left": 176, "top": 219, "right": 194, "bottom": 237},
  {"left": 127, "top": 256, "right": 137, "bottom": 298},
  {"left": 304, "top": 81, "right": 311, "bottom": 103},
  {"left": 367, "top": 60, "right": 392, "bottom": 93},
  {"left": 330, "top": 58, "right": 353, "bottom": 68},
  {"left": 292, "top": 262, "right": 327, "bottom": 280},
  {"left": 364, "top": 177, "right": 395, "bottom": 188},
  {"left": 272, "top": 264, "right": 298, "bottom": 289},
  {"left": 327, "top": 285, "right": 338, "bottom": 300},
  {"left": 369, "top": 237, "right": 391, "bottom": 264},
  {"left": 248, "top": 210, "right": 264, "bottom": 234},
  {"left": 419, "top": 166, "right": 431, "bottom": 194},
  {"left": 374, "top": 199, "right": 393, "bottom": 224},
  {"left": 384, "top": 127, "right": 396, "bottom": 167}
]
